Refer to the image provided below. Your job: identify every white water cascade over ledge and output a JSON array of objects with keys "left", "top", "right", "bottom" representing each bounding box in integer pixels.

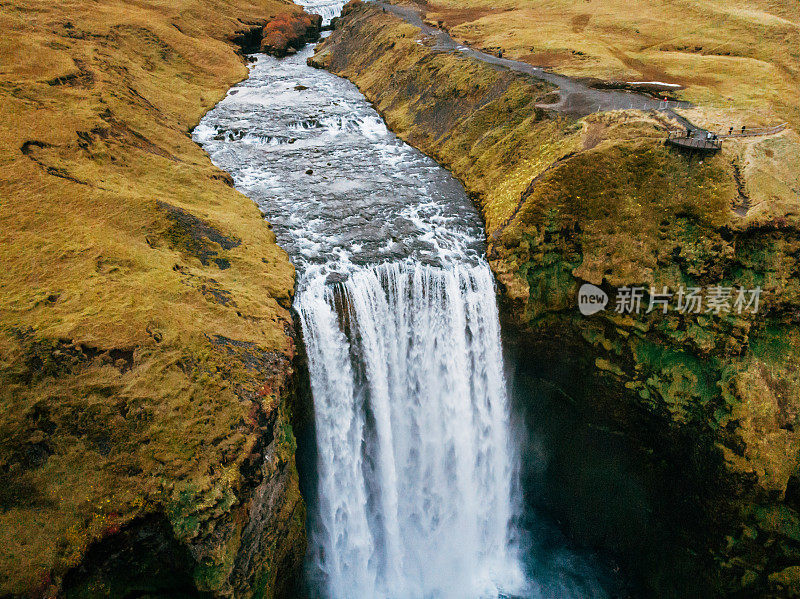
[
  {"left": 297, "top": 261, "right": 524, "bottom": 598},
  {"left": 280, "top": 6, "right": 525, "bottom": 594}
]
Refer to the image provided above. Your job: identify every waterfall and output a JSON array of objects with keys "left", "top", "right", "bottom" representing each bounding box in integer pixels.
[
  {"left": 193, "top": 27, "right": 613, "bottom": 598},
  {"left": 300, "top": 0, "right": 347, "bottom": 25},
  {"left": 297, "top": 261, "right": 524, "bottom": 599}
]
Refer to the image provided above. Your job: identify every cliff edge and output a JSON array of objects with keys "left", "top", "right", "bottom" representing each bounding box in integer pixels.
[{"left": 0, "top": 0, "right": 319, "bottom": 596}]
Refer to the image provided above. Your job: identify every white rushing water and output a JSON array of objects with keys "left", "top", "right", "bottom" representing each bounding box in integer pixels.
[
  {"left": 297, "top": 262, "right": 524, "bottom": 598},
  {"left": 194, "top": 6, "right": 611, "bottom": 595},
  {"left": 302, "top": 0, "right": 343, "bottom": 25}
]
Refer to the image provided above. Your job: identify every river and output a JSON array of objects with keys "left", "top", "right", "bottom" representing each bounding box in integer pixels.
[{"left": 193, "top": 9, "right": 613, "bottom": 598}]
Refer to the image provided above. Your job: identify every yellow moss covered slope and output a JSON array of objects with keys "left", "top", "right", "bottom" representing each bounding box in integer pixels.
[{"left": 0, "top": 0, "right": 310, "bottom": 596}]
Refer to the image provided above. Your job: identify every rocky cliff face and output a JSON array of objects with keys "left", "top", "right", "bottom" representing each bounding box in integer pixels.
[
  {"left": 0, "top": 0, "right": 314, "bottom": 596},
  {"left": 311, "top": 3, "right": 800, "bottom": 596}
]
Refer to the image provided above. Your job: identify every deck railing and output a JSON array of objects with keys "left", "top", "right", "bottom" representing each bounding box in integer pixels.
[
  {"left": 717, "top": 123, "right": 787, "bottom": 138},
  {"left": 666, "top": 130, "right": 722, "bottom": 150}
]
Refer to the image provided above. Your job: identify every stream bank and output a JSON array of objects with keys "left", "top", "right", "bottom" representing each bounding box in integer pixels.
[
  {"left": 0, "top": 0, "right": 318, "bottom": 596},
  {"left": 310, "top": 2, "right": 800, "bottom": 596}
]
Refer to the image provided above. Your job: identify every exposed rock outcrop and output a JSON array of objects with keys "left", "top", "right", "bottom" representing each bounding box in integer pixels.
[
  {"left": 310, "top": 3, "right": 800, "bottom": 596},
  {"left": 230, "top": 13, "right": 321, "bottom": 57},
  {"left": 260, "top": 13, "right": 322, "bottom": 57}
]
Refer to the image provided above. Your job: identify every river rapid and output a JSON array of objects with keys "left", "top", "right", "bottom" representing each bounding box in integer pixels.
[{"left": 193, "top": 8, "right": 614, "bottom": 597}]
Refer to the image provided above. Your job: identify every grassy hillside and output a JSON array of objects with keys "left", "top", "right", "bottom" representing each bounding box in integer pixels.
[
  {"left": 0, "top": 0, "right": 313, "bottom": 596},
  {"left": 419, "top": 0, "right": 800, "bottom": 129}
]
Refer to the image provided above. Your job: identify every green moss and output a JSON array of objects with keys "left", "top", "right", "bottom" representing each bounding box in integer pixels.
[
  {"left": 253, "top": 562, "right": 274, "bottom": 599},
  {"left": 750, "top": 324, "right": 800, "bottom": 365},
  {"left": 276, "top": 416, "right": 298, "bottom": 462}
]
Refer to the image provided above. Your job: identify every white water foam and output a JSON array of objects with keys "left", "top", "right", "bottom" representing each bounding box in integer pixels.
[
  {"left": 298, "top": 262, "right": 526, "bottom": 599},
  {"left": 300, "top": 0, "right": 347, "bottom": 25},
  {"left": 193, "top": 49, "right": 486, "bottom": 280}
]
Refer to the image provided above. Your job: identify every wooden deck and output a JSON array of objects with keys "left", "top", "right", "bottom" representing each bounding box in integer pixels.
[{"left": 666, "top": 131, "right": 721, "bottom": 153}]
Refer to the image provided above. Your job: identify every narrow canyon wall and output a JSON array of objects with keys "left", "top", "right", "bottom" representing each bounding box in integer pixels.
[
  {"left": 0, "top": 1, "right": 318, "bottom": 596},
  {"left": 311, "top": 3, "right": 800, "bottom": 596}
]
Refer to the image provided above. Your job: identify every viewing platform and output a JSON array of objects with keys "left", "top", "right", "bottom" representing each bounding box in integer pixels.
[
  {"left": 666, "top": 130, "right": 722, "bottom": 153},
  {"left": 665, "top": 122, "right": 787, "bottom": 155}
]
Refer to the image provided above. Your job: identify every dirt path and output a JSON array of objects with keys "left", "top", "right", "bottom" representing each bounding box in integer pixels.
[{"left": 376, "top": 1, "right": 704, "bottom": 126}]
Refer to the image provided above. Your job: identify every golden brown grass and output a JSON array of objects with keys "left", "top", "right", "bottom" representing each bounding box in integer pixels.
[
  {"left": 0, "top": 0, "right": 308, "bottom": 594},
  {"left": 421, "top": 0, "right": 800, "bottom": 129}
]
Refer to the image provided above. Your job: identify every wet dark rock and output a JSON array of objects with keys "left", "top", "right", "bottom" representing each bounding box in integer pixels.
[
  {"left": 325, "top": 272, "right": 348, "bottom": 285},
  {"left": 61, "top": 514, "right": 212, "bottom": 598},
  {"left": 157, "top": 200, "right": 241, "bottom": 266},
  {"left": 200, "top": 283, "right": 235, "bottom": 306}
]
